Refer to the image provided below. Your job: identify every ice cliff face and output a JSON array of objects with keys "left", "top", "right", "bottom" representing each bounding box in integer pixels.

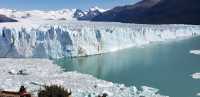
[{"left": 0, "top": 21, "right": 200, "bottom": 58}]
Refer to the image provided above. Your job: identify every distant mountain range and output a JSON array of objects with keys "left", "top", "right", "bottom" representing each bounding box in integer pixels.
[
  {"left": 92, "top": 0, "right": 200, "bottom": 25},
  {"left": 74, "top": 7, "right": 107, "bottom": 20},
  {"left": 0, "top": 14, "right": 17, "bottom": 23},
  {"left": 1, "top": 0, "right": 200, "bottom": 25},
  {"left": 0, "top": 7, "right": 106, "bottom": 23}
]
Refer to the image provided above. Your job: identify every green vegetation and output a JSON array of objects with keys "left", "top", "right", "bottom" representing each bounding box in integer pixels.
[{"left": 38, "top": 85, "right": 72, "bottom": 97}]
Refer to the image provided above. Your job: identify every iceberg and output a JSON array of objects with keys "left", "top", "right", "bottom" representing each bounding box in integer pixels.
[
  {"left": 0, "top": 21, "right": 200, "bottom": 58},
  {"left": 191, "top": 73, "right": 200, "bottom": 79},
  {"left": 191, "top": 73, "right": 200, "bottom": 97},
  {"left": 197, "top": 93, "right": 200, "bottom": 96},
  {"left": 190, "top": 50, "right": 200, "bottom": 55}
]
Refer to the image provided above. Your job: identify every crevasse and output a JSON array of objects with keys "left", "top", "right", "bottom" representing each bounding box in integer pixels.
[{"left": 0, "top": 21, "right": 200, "bottom": 58}]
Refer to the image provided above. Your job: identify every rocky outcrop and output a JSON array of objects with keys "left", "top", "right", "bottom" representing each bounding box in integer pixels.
[{"left": 0, "top": 14, "right": 17, "bottom": 23}]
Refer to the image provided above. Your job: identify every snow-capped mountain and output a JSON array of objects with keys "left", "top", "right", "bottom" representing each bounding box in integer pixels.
[
  {"left": 0, "top": 8, "right": 76, "bottom": 22},
  {"left": 74, "top": 6, "right": 107, "bottom": 20},
  {"left": 89, "top": 6, "right": 107, "bottom": 12},
  {"left": 0, "top": 7, "right": 107, "bottom": 22},
  {"left": 73, "top": 9, "right": 85, "bottom": 18}
]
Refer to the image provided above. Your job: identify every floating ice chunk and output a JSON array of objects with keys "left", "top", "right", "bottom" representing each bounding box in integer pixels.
[
  {"left": 139, "top": 86, "right": 161, "bottom": 97},
  {"left": 190, "top": 50, "right": 200, "bottom": 55},
  {"left": 30, "top": 81, "right": 44, "bottom": 86},
  {"left": 17, "top": 69, "right": 29, "bottom": 75},
  {"left": 142, "top": 86, "right": 159, "bottom": 93},
  {"left": 191, "top": 73, "right": 200, "bottom": 79},
  {"left": 46, "top": 79, "right": 64, "bottom": 86},
  {"left": 97, "top": 82, "right": 113, "bottom": 88},
  {"left": 130, "top": 86, "right": 138, "bottom": 94},
  {"left": 8, "top": 69, "right": 17, "bottom": 75},
  {"left": 197, "top": 93, "right": 200, "bottom": 96}
]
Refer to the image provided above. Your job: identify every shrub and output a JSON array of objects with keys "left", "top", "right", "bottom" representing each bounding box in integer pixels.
[{"left": 38, "top": 85, "right": 72, "bottom": 97}]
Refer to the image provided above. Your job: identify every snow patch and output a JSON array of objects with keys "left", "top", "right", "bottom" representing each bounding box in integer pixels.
[{"left": 89, "top": 6, "right": 108, "bottom": 12}]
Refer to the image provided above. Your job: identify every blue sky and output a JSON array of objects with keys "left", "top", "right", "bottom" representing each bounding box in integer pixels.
[{"left": 0, "top": 0, "right": 140, "bottom": 10}]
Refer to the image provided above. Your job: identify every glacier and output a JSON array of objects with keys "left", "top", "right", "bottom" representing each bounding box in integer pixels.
[{"left": 0, "top": 21, "right": 200, "bottom": 58}]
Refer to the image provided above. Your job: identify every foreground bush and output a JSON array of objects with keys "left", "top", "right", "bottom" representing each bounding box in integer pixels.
[{"left": 38, "top": 85, "right": 72, "bottom": 97}]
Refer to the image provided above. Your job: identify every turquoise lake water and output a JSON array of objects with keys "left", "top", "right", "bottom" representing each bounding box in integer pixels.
[{"left": 56, "top": 36, "right": 200, "bottom": 97}]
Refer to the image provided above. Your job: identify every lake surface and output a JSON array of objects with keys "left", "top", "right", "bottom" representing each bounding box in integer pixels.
[{"left": 56, "top": 36, "right": 200, "bottom": 97}]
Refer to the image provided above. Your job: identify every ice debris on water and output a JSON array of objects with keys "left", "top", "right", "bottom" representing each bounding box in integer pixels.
[{"left": 0, "top": 58, "right": 168, "bottom": 97}]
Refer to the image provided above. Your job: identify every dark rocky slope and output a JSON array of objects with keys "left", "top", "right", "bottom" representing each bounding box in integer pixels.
[
  {"left": 0, "top": 14, "right": 17, "bottom": 23},
  {"left": 92, "top": 0, "right": 200, "bottom": 25}
]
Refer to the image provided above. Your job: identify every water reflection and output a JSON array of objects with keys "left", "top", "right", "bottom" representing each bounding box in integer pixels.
[{"left": 56, "top": 37, "right": 200, "bottom": 97}]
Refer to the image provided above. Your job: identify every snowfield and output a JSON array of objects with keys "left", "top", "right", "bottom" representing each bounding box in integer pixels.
[
  {"left": 0, "top": 8, "right": 76, "bottom": 22},
  {"left": 0, "top": 58, "right": 168, "bottom": 97},
  {"left": 0, "top": 7, "right": 106, "bottom": 22},
  {"left": 0, "top": 21, "right": 200, "bottom": 58}
]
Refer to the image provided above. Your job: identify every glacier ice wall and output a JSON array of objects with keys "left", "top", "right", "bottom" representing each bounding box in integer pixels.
[{"left": 0, "top": 21, "right": 200, "bottom": 58}]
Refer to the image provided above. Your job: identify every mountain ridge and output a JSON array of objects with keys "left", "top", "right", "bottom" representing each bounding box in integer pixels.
[
  {"left": 92, "top": 0, "right": 200, "bottom": 25},
  {"left": 0, "top": 14, "right": 17, "bottom": 23}
]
